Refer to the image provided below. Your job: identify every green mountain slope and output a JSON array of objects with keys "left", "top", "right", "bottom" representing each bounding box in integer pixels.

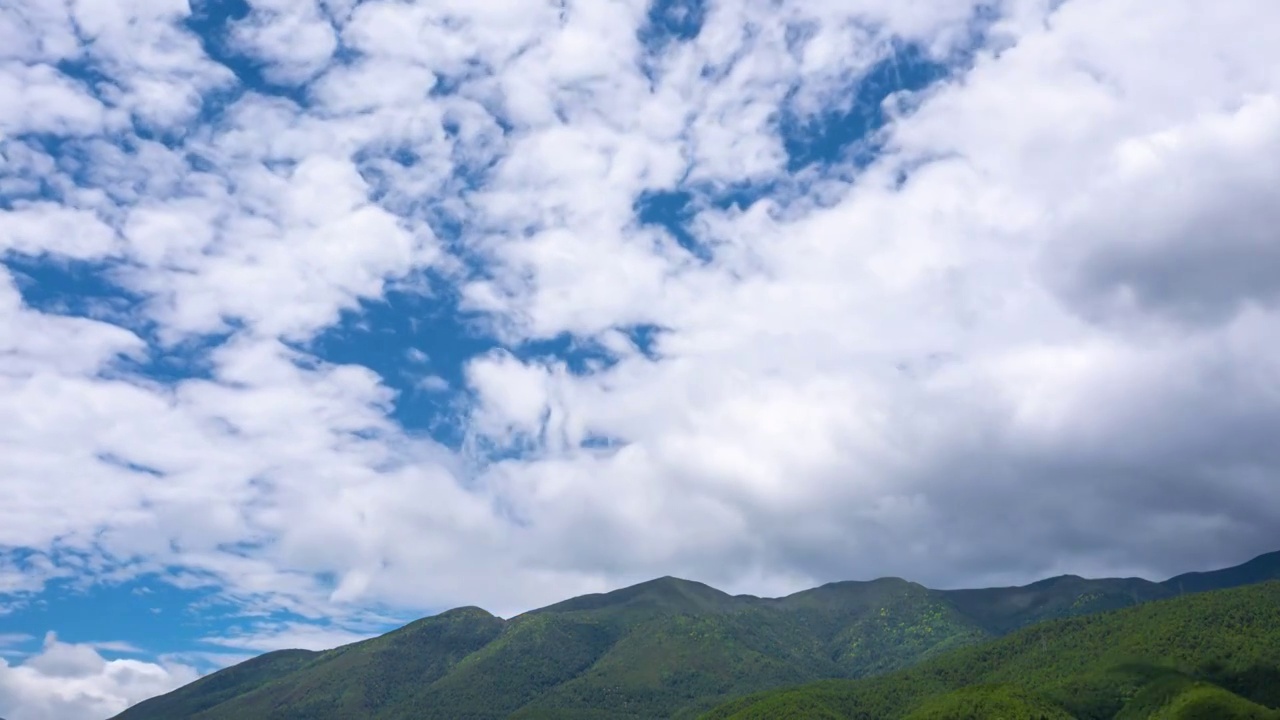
[
  {"left": 124, "top": 608, "right": 505, "bottom": 720},
  {"left": 114, "top": 551, "right": 1280, "bottom": 720},
  {"left": 701, "top": 582, "right": 1280, "bottom": 720},
  {"left": 108, "top": 649, "right": 320, "bottom": 719},
  {"left": 938, "top": 575, "right": 1168, "bottom": 635}
]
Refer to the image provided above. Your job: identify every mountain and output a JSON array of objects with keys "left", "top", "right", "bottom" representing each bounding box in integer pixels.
[
  {"left": 113, "top": 551, "right": 1280, "bottom": 720},
  {"left": 939, "top": 574, "right": 1168, "bottom": 635},
  {"left": 701, "top": 581, "right": 1280, "bottom": 719},
  {"left": 1163, "top": 550, "right": 1280, "bottom": 595}
]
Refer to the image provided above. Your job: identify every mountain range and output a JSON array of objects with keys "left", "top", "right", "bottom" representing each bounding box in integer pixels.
[
  {"left": 706, "top": 581, "right": 1280, "bottom": 719},
  {"left": 113, "top": 551, "right": 1280, "bottom": 719}
]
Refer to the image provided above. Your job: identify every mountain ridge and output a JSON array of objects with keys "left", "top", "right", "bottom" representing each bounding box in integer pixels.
[
  {"left": 701, "top": 580, "right": 1280, "bottom": 719},
  {"left": 113, "top": 549, "right": 1280, "bottom": 720}
]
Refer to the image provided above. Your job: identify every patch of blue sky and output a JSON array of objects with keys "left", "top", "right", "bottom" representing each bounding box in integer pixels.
[
  {"left": 305, "top": 282, "right": 494, "bottom": 447},
  {"left": 517, "top": 331, "right": 638, "bottom": 375},
  {"left": 0, "top": 573, "right": 408, "bottom": 670},
  {"left": 306, "top": 284, "right": 661, "bottom": 450},
  {"left": 639, "top": 0, "right": 707, "bottom": 47},
  {"left": 637, "top": 0, "right": 707, "bottom": 81},
  {"left": 778, "top": 41, "right": 949, "bottom": 173},
  {"left": 184, "top": 0, "right": 309, "bottom": 108},
  {"left": 620, "top": 323, "right": 665, "bottom": 360},
  {"left": 1, "top": 546, "right": 201, "bottom": 652},
  {"left": 635, "top": 189, "right": 700, "bottom": 258},
  {"left": 1, "top": 575, "right": 226, "bottom": 660},
  {"left": 1, "top": 537, "right": 420, "bottom": 665},
  {"left": 634, "top": 178, "right": 786, "bottom": 263},
  {"left": 781, "top": 6, "right": 999, "bottom": 175},
  {"left": 6, "top": 255, "right": 138, "bottom": 325},
  {"left": 4, "top": 253, "right": 230, "bottom": 383}
]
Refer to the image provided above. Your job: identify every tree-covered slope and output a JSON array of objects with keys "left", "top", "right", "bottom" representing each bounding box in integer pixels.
[
  {"left": 106, "top": 649, "right": 320, "bottom": 719},
  {"left": 701, "top": 582, "right": 1280, "bottom": 720},
  {"left": 118, "top": 607, "right": 505, "bottom": 720},
  {"left": 937, "top": 575, "right": 1170, "bottom": 635},
  {"left": 114, "top": 551, "right": 1280, "bottom": 720}
]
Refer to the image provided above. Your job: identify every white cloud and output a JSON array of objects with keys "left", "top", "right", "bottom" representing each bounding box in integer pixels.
[
  {"left": 64, "top": 0, "right": 233, "bottom": 130},
  {"left": 1051, "top": 94, "right": 1280, "bottom": 327},
  {"left": 0, "top": 633, "right": 197, "bottom": 720},
  {"left": 0, "top": 62, "right": 113, "bottom": 136},
  {"left": 466, "top": 351, "right": 553, "bottom": 441},
  {"left": 0, "top": 2, "right": 79, "bottom": 63},
  {"left": 200, "top": 622, "right": 374, "bottom": 653},
  {"left": 0, "top": 204, "right": 119, "bottom": 259},
  {"left": 416, "top": 374, "right": 449, "bottom": 393},
  {"left": 229, "top": 0, "right": 339, "bottom": 85},
  {"left": 123, "top": 153, "right": 437, "bottom": 340}
]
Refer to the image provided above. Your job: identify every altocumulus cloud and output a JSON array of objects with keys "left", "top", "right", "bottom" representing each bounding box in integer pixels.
[{"left": 3, "top": 0, "right": 1280, "bottom": 716}]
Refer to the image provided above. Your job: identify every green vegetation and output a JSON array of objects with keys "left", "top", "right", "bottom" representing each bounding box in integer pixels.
[
  {"left": 902, "top": 685, "right": 1075, "bottom": 720},
  {"left": 112, "top": 552, "right": 1280, "bottom": 720},
  {"left": 702, "top": 582, "right": 1280, "bottom": 720}
]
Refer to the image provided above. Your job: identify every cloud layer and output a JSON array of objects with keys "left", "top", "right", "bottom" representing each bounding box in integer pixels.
[{"left": 3, "top": 0, "right": 1280, "bottom": 715}]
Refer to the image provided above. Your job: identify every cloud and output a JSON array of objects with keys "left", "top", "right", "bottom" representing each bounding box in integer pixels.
[
  {"left": 121, "top": 153, "right": 437, "bottom": 340},
  {"left": 448, "top": 0, "right": 1280, "bottom": 589},
  {"left": 416, "top": 374, "right": 449, "bottom": 393},
  {"left": 0, "top": 204, "right": 119, "bottom": 259},
  {"left": 200, "top": 622, "right": 376, "bottom": 653},
  {"left": 0, "top": 62, "right": 112, "bottom": 136},
  {"left": 1052, "top": 94, "right": 1280, "bottom": 327},
  {"left": 2, "top": 0, "right": 1280, "bottom": 714},
  {"left": 0, "top": 633, "right": 197, "bottom": 720},
  {"left": 228, "top": 0, "right": 339, "bottom": 85}
]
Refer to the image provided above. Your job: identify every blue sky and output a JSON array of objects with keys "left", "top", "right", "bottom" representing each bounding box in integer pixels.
[{"left": 4, "top": 0, "right": 1280, "bottom": 717}]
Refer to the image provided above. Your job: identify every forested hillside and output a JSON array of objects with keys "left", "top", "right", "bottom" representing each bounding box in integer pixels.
[
  {"left": 703, "top": 582, "right": 1280, "bottom": 719},
  {"left": 114, "top": 552, "right": 1280, "bottom": 720}
]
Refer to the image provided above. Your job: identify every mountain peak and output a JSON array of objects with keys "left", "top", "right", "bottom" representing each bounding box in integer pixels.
[
  {"left": 531, "top": 575, "right": 738, "bottom": 615},
  {"left": 437, "top": 605, "right": 497, "bottom": 619},
  {"left": 774, "top": 576, "right": 923, "bottom": 613}
]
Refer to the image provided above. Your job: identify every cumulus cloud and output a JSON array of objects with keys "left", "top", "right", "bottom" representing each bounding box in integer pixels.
[
  {"left": 0, "top": 63, "right": 111, "bottom": 136},
  {"left": 228, "top": 0, "right": 339, "bottom": 85},
  {"left": 0, "top": 633, "right": 197, "bottom": 720},
  {"left": 2, "top": 0, "right": 1280, "bottom": 713}
]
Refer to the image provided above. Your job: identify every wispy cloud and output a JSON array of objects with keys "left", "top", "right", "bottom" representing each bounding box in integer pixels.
[
  {"left": 0, "top": 635, "right": 33, "bottom": 648},
  {"left": 200, "top": 622, "right": 378, "bottom": 653}
]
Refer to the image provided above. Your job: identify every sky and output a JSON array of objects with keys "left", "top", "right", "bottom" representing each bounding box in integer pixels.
[{"left": 2, "top": 0, "right": 1279, "bottom": 717}]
